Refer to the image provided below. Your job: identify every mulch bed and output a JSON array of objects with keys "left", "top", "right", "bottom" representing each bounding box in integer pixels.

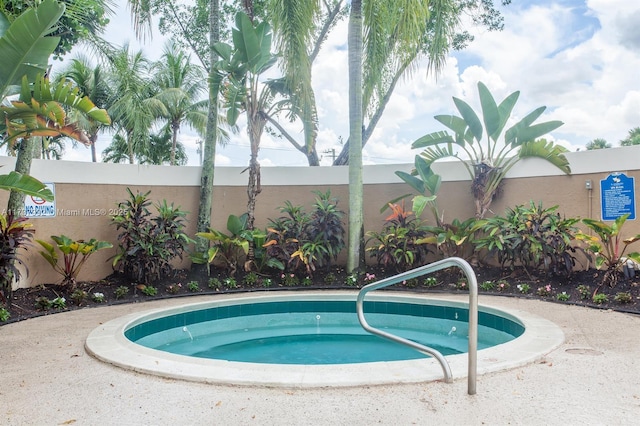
[{"left": 2, "top": 264, "right": 639, "bottom": 325}]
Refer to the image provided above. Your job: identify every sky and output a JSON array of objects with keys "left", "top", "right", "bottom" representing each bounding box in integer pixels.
[{"left": 55, "top": 0, "right": 640, "bottom": 167}]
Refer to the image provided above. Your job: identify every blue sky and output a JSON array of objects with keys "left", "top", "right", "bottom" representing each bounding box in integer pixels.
[{"left": 58, "top": 0, "right": 640, "bottom": 167}]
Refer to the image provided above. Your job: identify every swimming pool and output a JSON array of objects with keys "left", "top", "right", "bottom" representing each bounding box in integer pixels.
[
  {"left": 124, "top": 298, "right": 523, "bottom": 364},
  {"left": 86, "top": 292, "right": 564, "bottom": 387}
]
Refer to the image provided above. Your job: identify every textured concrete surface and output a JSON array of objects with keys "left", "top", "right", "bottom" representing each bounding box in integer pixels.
[{"left": 1, "top": 294, "right": 639, "bottom": 425}]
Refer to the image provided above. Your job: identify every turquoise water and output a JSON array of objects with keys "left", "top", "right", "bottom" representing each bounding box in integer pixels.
[{"left": 126, "top": 300, "right": 524, "bottom": 365}]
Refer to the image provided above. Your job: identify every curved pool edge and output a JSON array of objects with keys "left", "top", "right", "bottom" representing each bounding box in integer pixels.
[{"left": 85, "top": 292, "right": 564, "bottom": 388}]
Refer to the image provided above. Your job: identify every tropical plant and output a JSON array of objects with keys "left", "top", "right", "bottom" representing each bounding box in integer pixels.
[
  {"left": 211, "top": 11, "right": 277, "bottom": 232},
  {"left": 0, "top": 213, "right": 34, "bottom": 303},
  {"left": 365, "top": 202, "right": 431, "bottom": 272},
  {"left": 0, "top": 1, "right": 108, "bottom": 214},
  {"left": 585, "top": 138, "right": 611, "bottom": 150},
  {"left": 264, "top": 191, "right": 345, "bottom": 274},
  {"left": 111, "top": 189, "right": 190, "bottom": 283},
  {"left": 152, "top": 41, "right": 208, "bottom": 165},
  {"left": 0, "top": 170, "right": 53, "bottom": 200},
  {"left": 192, "top": 214, "right": 252, "bottom": 276},
  {"left": 475, "top": 202, "right": 581, "bottom": 277},
  {"left": 54, "top": 56, "right": 111, "bottom": 162},
  {"left": 620, "top": 127, "right": 640, "bottom": 146},
  {"left": 36, "top": 235, "right": 113, "bottom": 286},
  {"left": 424, "top": 217, "right": 479, "bottom": 261},
  {"left": 412, "top": 81, "right": 570, "bottom": 218},
  {"left": 394, "top": 155, "right": 441, "bottom": 225},
  {"left": 575, "top": 214, "right": 640, "bottom": 288},
  {"left": 104, "top": 44, "right": 164, "bottom": 165}
]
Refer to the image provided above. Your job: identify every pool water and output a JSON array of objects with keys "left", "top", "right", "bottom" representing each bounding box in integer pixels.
[{"left": 125, "top": 300, "right": 524, "bottom": 365}]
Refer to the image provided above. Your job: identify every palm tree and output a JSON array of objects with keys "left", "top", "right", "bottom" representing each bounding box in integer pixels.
[
  {"left": 55, "top": 56, "right": 111, "bottom": 162},
  {"left": 586, "top": 138, "right": 611, "bottom": 150},
  {"left": 346, "top": 0, "right": 364, "bottom": 273},
  {"left": 620, "top": 127, "right": 640, "bottom": 146},
  {"left": 105, "top": 44, "right": 165, "bottom": 164},
  {"left": 153, "top": 42, "right": 208, "bottom": 165}
]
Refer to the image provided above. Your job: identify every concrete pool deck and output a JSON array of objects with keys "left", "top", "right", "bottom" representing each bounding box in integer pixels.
[{"left": 2, "top": 292, "right": 640, "bottom": 425}]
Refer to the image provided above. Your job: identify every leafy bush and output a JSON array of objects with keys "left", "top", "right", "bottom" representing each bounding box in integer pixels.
[
  {"left": 577, "top": 285, "right": 591, "bottom": 300},
  {"left": 141, "top": 285, "right": 158, "bottom": 296},
  {"left": 423, "top": 217, "right": 479, "bottom": 261},
  {"left": 0, "top": 213, "right": 34, "bottom": 303},
  {"left": 516, "top": 283, "right": 531, "bottom": 294},
  {"left": 208, "top": 277, "right": 222, "bottom": 289},
  {"left": 475, "top": 202, "right": 581, "bottom": 276},
  {"left": 480, "top": 280, "right": 495, "bottom": 291},
  {"left": 0, "top": 307, "right": 9, "bottom": 322},
  {"left": 265, "top": 190, "right": 345, "bottom": 275},
  {"left": 114, "top": 286, "right": 129, "bottom": 299},
  {"left": 556, "top": 292, "right": 570, "bottom": 301},
  {"left": 366, "top": 202, "right": 431, "bottom": 272},
  {"left": 614, "top": 292, "right": 633, "bottom": 304},
  {"left": 37, "top": 235, "right": 112, "bottom": 286},
  {"left": 70, "top": 289, "right": 88, "bottom": 305},
  {"left": 194, "top": 216, "right": 245, "bottom": 274},
  {"left": 112, "top": 189, "right": 190, "bottom": 283},
  {"left": 187, "top": 281, "right": 200, "bottom": 292},
  {"left": 592, "top": 293, "right": 609, "bottom": 304},
  {"left": 576, "top": 214, "right": 640, "bottom": 287}
]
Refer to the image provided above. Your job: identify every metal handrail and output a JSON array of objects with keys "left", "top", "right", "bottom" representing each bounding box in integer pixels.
[{"left": 356, "top": 257, "right": 478, "bottom": 395}]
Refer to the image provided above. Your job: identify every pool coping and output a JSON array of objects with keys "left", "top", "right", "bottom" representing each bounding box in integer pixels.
[{"left": 85, "top": 291, "right": 564, "bottom": 388}]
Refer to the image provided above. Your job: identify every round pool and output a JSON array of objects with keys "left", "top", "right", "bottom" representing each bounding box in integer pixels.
[{"left": 86, "top": 292, "right": 564, "bottom": 387}]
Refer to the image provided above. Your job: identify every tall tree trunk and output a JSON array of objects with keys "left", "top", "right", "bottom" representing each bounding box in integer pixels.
[
  {"left": 347, "top": 0, "right": 364, "bottom": 274},
  {"left": 170, "top": 121, "right": 179, "bottom": 166},
  {"left": 196, "top": 0, "right": 220, "bottom": 254},
  {"left": 90, "top": 133, "right": 98, "bottom": 162},
  {"left": 7, "top": 138, "right": 36, "bottom": 214}
]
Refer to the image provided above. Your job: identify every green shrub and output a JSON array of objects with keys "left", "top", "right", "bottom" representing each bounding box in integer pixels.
[
  {"left": 243, "top": 272, "right": 259, "bottom": 286},
  {"left": 556, "top": 292, "right": 570, "bottom": 302},
  {"left": 516, "top": 283, "right": 531, "bottom": 294},
  {"left": 496, "top": 280, "right": 510, "bottom": 292},
  {"left": 480, "top": 280, "right": 495, "bottom": 291},
  {"left": 0, "top": 213, "right": 34, "bottom": 303},
  {"left": 187, "top": 281, "right": 200, "bottom": 292},
  {"left": 141, "top": 285, "right": 158, "bottom": 296},
  {"left": 35, "top": 296, "right": 52, "bottom": 311},
  {"left": 208, "top": 277, "right": 222, "bottom": 290},
  {"left": 536, "top": 285, "right": 552, "bottom": 297},
  {"left": 576, "top": 285, "right": 591, "bottom": 300},
  {"left": 282, "top": 273, "right": 299, "bottom": 287},
  {"left": 91, "top": 292, "right": 106, "bottom": 303},
  {"left": 112, "top": 189, "right": 190, "bottom": 284},
  {"left": 70, "top": 289, "right": 88, "bottom": 305},
  {"left": 223, "top": 277, "right": 237, "bottom": 289},
  {"left": 423, "top": 277, "right": 438, "bottom": 288},
  {"left": 114, "top": 286, "right": 129, "bottom": 299},
  {"left": 614, "top": 292, "right": 633, "bottom": 304},
  {"left": 0, "top": 307, "right": 10, "bottom": 322},
  {"left": 51, "top": 297, "right": 66, "bottom": 309},
  {"left": 262, "top": 278, "right": 273, "bottom": 287},
  {"left": 592, "top": 293, "right": 609, "bottom": 304},
  {"left": 475, "top": 202, "right": 581, "bottom": 276},
  {"left": 365, "top": 202, "right": 431, "bottom": 272},
  {"left": 265, "top": 190, "right": 346, "bottom": 275},
  {"left": 323, "top": 272, "right": 337, "bottom": 284}
]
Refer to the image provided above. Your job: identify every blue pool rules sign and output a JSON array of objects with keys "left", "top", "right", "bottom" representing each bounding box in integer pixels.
[{"left": 600, "top": 173, "right": 635, "bottom": 221}]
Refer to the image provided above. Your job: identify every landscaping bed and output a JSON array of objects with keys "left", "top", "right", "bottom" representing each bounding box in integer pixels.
[{"left": 3, "top": 264, "right": 639, "bottom": 325}]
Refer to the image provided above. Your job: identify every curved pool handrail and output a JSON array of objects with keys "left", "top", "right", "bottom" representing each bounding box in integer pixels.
[{"left": 356, "top": 257, "right": 478, "bottom": 395}]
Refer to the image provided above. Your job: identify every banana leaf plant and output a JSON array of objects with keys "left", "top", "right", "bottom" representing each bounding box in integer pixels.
[
  {"left": 0, "top": 169, "right": 53, "bottom": 200},
  {"left": 412, "top": 81, "right": 570, "bottom": 218},
  {"left": 1, "top": 74, "right": 111, "bottom": 145},
  {"left": 0, "top": 0, "right": 64, "bottom": 99}
]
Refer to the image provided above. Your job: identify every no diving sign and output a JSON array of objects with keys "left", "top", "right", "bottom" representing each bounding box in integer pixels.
[
  {"left": 24, "top": 183, "right": 56, "bottom": 218},
  {"left": 600, "top": 173, "right": 635, "bottom": 221}
]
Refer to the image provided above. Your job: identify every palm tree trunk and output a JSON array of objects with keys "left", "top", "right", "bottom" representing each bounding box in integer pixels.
[
  {"left": 196, "top": 0, "right": 221, "bottom": 255},
  {"left": 347, "top": 0, "right": 364, "bottom": 274},
  {"left": 90, "top": 133, "right": 98, "bottom": 162},
  {"left": 170, "top": 121, "right": 179, "bottom": 166},
  {"left": 7, "top": 138, "right": 36, "bottom": 214}
]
